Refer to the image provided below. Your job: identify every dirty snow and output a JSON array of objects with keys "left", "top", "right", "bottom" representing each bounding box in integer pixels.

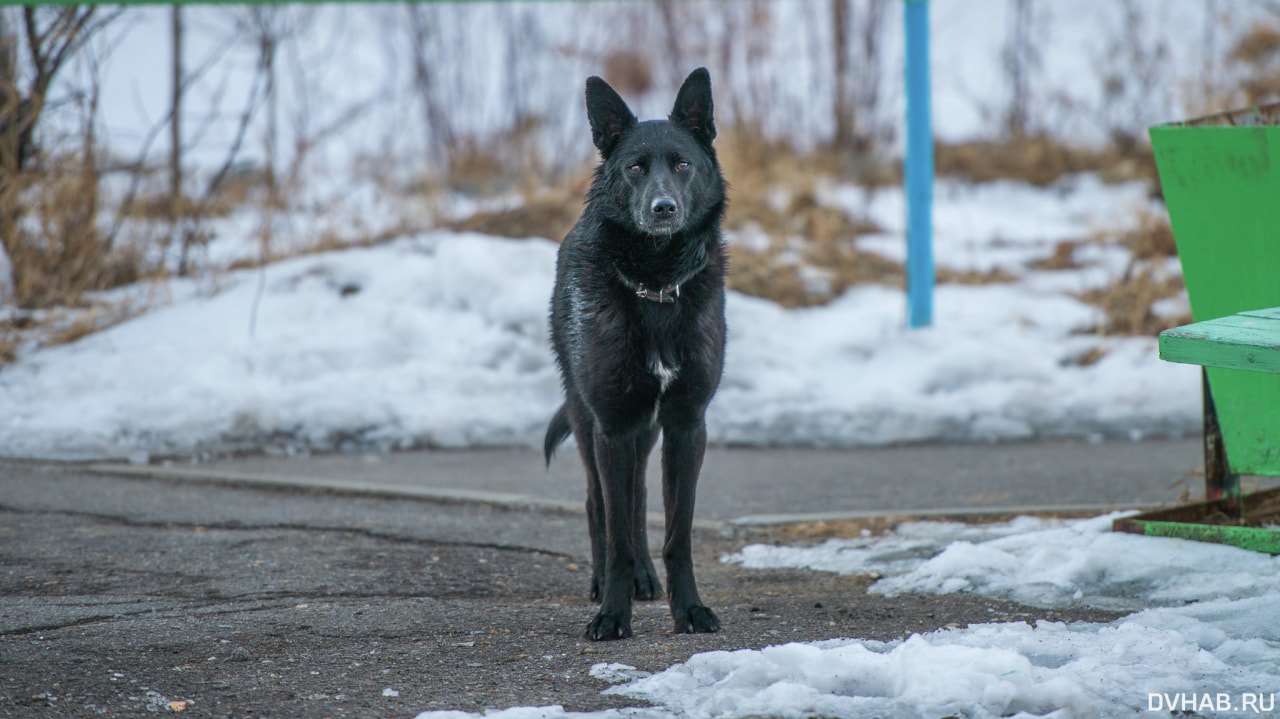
[{"left": 415, "top": 515, "right": 1280, "bottom": 719}]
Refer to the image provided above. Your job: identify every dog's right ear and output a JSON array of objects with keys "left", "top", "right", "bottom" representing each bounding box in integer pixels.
[{"left": 585, "top": 76, "right": 636, "bottom": 159}]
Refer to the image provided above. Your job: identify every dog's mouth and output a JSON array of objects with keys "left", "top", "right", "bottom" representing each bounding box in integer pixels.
[{"left": 637, "top": 216, "right": 681, "bottom": 237}]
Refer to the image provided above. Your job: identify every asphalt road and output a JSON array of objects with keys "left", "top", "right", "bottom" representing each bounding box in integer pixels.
[
  {"left": 112, "top": 436, "right": 1252, "bottom": 522},
  {"left": 2, "top": 438, "right": 1256, "bottom": 718}
]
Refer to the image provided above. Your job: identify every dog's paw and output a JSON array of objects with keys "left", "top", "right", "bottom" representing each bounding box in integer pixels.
[
  {"left": 673, "top": 604, "right": 720, "bottom": 634},
  {"left": 589, "top": 572, "right": 603, "bottom": 603},
  {"left": 634, "top": 563, "right": 664, "bottom": 601},
  {"left": 584, "top": 611, "right": 633, "bottom": 641}
]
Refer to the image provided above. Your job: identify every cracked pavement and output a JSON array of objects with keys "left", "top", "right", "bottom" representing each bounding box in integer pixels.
[{"left": 2, "top": 458, "right": 1130, "bottom": 718}]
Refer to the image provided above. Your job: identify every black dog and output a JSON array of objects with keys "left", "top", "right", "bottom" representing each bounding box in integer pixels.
[{"left": 544, "top": 68, "right": 727, "bottom": 640}]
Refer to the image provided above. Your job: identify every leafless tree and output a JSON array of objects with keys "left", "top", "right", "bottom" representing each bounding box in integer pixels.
[
  {"left": 0, "top": 6, "right": 123, "bottom": 306},
  {"left": 1002, "top": 0, "right": 1039, "bottom": 137},
  {"left": 832, "top": 0, "right": 889, "bottom": 156},
  {"left": 406, "top": 3, "right": 455, "bottom": 174}
]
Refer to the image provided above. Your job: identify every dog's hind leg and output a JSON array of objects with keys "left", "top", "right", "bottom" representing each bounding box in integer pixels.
[
  {"left": 660, "top": 416, "right": 720, "bottom": 634},
  {"left": 567, "top": 398, "right": 609, "bottom": 603},
  {"left": 631, "top": 424, "right": 663, "bottom": 601}
]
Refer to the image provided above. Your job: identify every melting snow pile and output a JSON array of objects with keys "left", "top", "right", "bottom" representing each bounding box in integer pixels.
[{"left": 417, "top": 515, "right": 1280, "bottom": 718}]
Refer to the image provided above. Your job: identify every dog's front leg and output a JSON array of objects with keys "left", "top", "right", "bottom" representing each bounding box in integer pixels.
[
  {"left": 631, "top": 425, "right": 663, "bottom": 600},
  {"left": 585, "top": 428, "right": 637, "bottom": 640},
  {"left": 661, "top": 417, "right": 720, "bottom": 634}
]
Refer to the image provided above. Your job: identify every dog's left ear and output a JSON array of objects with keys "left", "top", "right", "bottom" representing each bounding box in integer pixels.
[{"left": 670, "top": 67, "right": 716, "bottom": 145}]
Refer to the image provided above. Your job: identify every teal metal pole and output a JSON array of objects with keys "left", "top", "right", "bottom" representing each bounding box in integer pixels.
[{"left": 904, "top": 0, "right": 933, "bottom": 328}]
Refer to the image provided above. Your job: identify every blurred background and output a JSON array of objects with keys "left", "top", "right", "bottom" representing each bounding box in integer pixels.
[{"left": 1, "top": 0, "right": 1278, "bottom": 458}]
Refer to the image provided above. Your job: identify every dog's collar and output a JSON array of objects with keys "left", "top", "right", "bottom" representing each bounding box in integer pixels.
[
  {"left": 616, "top": 271, "right": 681, "bottom": 303},
  {"left": 615, "top": 259, "right": 707, "bottom": 304}
]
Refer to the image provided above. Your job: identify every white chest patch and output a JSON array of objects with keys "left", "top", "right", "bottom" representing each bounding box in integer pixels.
[{"left": 651, "top": 360, "right": 679, "bottom": 393}]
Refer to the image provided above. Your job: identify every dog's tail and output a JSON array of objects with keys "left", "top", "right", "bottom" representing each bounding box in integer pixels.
[{"left": 543, "top": 403, "right": 572, "bottom": 467}]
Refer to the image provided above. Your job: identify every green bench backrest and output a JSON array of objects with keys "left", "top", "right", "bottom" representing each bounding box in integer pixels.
[{"left": 1150, "top": 104, "right": 1280, "bottom": 476}]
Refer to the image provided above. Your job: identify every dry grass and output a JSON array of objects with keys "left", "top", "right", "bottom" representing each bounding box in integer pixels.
[
  {"left": 1069, "top": 345, "right": 1110, "bottom": 367},
  {"left": 1074, "top": 205, "right": 1184, "bottom": 336},
  {"left": 726, "top": 247, "right": 816, "bottom": 308},
  {"left": 1232, "top": 23, "right": 1280, "bottom": 105},
  {"left": 2, "top": 152, "right": 146, "bottom": 310},
  {"left": 716, "top": 126, "right": 899, "bottom": 306},
  {"left": 0, "top": 327, "right": 19, "bottom": 365},
  {"left": 223, "top": 218, "right": 428, "bottom": 272},
  {"left": 438, "top": 143, "right": 522, "bottom": 197},
  {"left": 602, "top": 50, "right": 654, "bottom": 96},
  {"left": 1030, "top": 240, "right": 1085, "bottom": 271},
  {"left": 420, "top": 141, "right": 594, "bottom": 242},
  {"left": 936, "top": 266, "right": 1018, "bottom": 286},
  {"left": 1119, "top": 207, "right": 1177, "bottom": 260},
  {"left": 445, "top": 192, "right": 584, "bottom": 242},
  {"left": 43, "top": 299, "right": 143, "bottom": 348},
  {"left": 935, "top": 136, "right": 1158, "bottom": 189},
  {"left": 718, "top": 126, "right": 845, "bottom": 199},
  {"left": 727, "top": 240, "right": 904, "bottom": 309},
  {"left": 1232, "top": 24, "right": 1280, "bottom": 64},
  {"left": 430, "top": 125, "right": 1051, "bottom": 309},
  {"left": 0, "top": 296, "right": 146, "bottom": 369},
  {"left": 1079, "top": 262, "right": 1188, "bottom": 336},
  {"left": 120, "top": 190, "right": 234, "bottom": 222}
]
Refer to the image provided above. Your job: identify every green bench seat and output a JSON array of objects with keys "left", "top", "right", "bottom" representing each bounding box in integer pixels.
[
  {"left": 1159, "top": 307, "right": 1280, "bottom": 376},
  {"left": 1157, "top": 305, "right": 1280, "bottom": 500}
]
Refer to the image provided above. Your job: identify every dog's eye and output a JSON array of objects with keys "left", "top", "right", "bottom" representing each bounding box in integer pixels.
[
  {"left": 628, "top": 164, "right": 643, "bottom": 174},
  {"left": 675, "top": 160, "right": 690, "bottom": 171}
]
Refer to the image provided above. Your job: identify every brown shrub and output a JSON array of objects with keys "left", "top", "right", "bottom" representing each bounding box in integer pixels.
[
  {"left": 439, "top": 142, "right": 515, "bottom": 197},
  {"left": 1070, "top": 346, "right": 1110, "bottom": 367},
  {"left": 1030, "top": 240, "right": 1084, "bottom": 271},
  {"left": 935, "top": 136, "right": 1158, "bottom": 189},
  {"left": 446, "top": 195, "right": 582, "bottom": 242},
  {"left": 119, "top": 190, "right": 236, "bottom": 222},
  {"left": 728, "top": 235, "right": 903, "bottom": 308},
  {"left": 1, "top": 153, "right": 144, "bottom": 309},
  {"left": 1230, "top": 23, "right": 1280, "bottom": 107},
  {"left": 936, "top": 266, "right": 1018, "bottom": 285},
  {"left": 727, "top": 245, "right": 815, "bottom": 308},
  {"left": 1231, "top": 24, "right": 1280, "bottom": 65},
  {"left": 1121, "top": 208, "right": 1177, "bottom": 260},
  {"left": 1079, "top": 261, "right": 1188, "bottom": 336},
  {"left": 603, "top": 51, "right": 653, "bottom": 96},
  {"left": 0, "top": 327, "right": 17, "bottom": 365}
]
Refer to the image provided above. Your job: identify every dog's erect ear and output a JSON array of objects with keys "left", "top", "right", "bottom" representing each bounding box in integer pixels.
[
  {"left": 670, "top": 67, "right": 716, "bottom": 145},
  {"left": 585, "top": 76, "right": 636, "bottom": 159}
]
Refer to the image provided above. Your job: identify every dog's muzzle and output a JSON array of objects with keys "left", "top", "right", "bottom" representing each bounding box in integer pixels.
[{"left": 637, "top": 195, "right": 681, "bottom": 235}]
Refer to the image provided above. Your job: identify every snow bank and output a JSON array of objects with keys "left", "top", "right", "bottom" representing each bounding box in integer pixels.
[
  {"left": 726, "top": 513, "right": 1280, "bottom": 612},
  {"left": 593, "top": 603, "right": 1280, "bottom": 718},
  {"left": 417, "top": 515, "right": 1280, "bottom": 719},
  {"left": 0, "top": 233, "right": 562, "bottom": 460},
  {"left": 0, "top": 215, "right": 1198, "bottom": 460}
]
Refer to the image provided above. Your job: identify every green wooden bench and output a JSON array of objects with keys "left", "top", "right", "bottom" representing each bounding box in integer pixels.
[
  {"left": 1145, "top": 103, "right": 1280, "bottom": 501},
  {"left": 1114, "top": 103, "right": 1280, "bottom": 552},
  {"left": 1160, "top": 307, "right": 1280, "bottom": 376},
  {"left": 1158, "top": 307, "right": 1280, "bottom": 501},
  {"left": 1112, "top": 311, "right": 1280, "bottom": 552}
]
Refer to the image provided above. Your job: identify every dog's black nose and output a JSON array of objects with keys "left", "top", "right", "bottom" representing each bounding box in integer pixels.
[{"left": 651, "top": 198, "right": 677, "bottom": 217}]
